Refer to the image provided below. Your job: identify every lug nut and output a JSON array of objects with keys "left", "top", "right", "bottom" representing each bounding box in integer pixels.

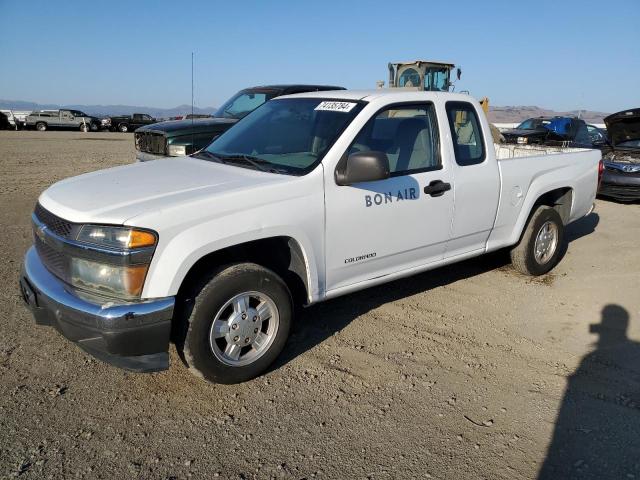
[
  {"left": 242, "top": 313, "right": 247, "bottom": 320},
  {"left": 232, "top": 324, "right": 238, "bottom": 330},
  {"left": 233, "top": 336, "right": 239, "bottom": 342},
  {"left": 253, "top": 316, "right": 258, "bottom": 322},
  {"left": 245, "top": 338, "right": 250, "bottom": 343},
  {"left": 254, "top": 328, "right": 258, "bottom": 334}
]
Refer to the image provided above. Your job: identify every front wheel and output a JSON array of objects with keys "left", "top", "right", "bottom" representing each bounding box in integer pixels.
[
  {"left": 118, "top": 123, "right": 129, "bottom": 132},
  {"left": 36, "top": 122, "right": 47, "bottom": 132},
  {"left": 79, "top": 123, "right": 89, "bottom": 132},
  {"left": 179, "top": 263, "right": 293, "bottom": 384},
  {"left": 510, "top": 205, "right": 565, "bottom": 276}
]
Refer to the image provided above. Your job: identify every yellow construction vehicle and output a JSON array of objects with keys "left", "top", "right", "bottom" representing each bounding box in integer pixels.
[
  {"left": 385, "top": 60, "right": 489, "bottom": 113},
  {"left": 384, "top": 60, "right": 497, "bottom": 140}
]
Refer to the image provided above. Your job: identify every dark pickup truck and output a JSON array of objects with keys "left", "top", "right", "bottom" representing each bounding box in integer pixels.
[
  {"left": 103, "top": 113, "right": 157, "bottom": 132},
  {"left": 134, "top": 84, "right": 344, "bottom": 161}
]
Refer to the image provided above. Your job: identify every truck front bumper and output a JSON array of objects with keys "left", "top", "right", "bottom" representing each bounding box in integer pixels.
[{"left": 19, "top": 247, "right": 175, "bottom": 372}]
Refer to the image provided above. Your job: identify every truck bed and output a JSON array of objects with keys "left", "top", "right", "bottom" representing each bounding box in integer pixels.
[
  {"left": 488, "top": 143, "right": 601, "bottom": 252},
  {"left": 494, "top": 143, "right": 591, "bottom": 159}
]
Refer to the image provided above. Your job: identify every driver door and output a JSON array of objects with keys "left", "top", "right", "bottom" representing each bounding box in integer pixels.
[{"left": 324, "top": 103, "right": 454, "bottom": 292}]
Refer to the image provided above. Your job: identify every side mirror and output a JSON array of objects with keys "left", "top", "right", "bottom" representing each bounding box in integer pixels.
[{"left": 335, "top": 151, "right": 390, "bottom": 186}]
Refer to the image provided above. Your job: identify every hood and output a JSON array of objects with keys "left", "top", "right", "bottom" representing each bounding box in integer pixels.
[
  {"left": 604, "top": 108, "right": 640, "bottom": 148},
  {"left": 137, "top": 117, "right": 237, "bottom": 135},
  {"left": 39, "top": 157, "right": 289, "bottom": 225}
]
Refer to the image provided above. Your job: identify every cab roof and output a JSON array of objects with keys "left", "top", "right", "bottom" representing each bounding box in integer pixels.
[{"left": 277, "top": 89, "right": 475, "bottom": 103}]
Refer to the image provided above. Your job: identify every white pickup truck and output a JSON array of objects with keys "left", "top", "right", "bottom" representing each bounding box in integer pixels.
[{"left": 20, "top": 90, "right": 602, "bottom": 384}]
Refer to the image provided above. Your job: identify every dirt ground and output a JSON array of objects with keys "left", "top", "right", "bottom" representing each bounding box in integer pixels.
[{"left": 1, "top": 130, "right": 639, "bottom": 480}]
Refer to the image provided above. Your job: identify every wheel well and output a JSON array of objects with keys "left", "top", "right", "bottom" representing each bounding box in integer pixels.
[
  {"left": 177, "top": 237, "right": 310, "bottom": 307},
  {"left": 533, "top": 187, "right": 573, "bottom": 224}
]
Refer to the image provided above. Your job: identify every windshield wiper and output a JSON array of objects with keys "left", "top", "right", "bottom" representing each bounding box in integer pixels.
[
  {"left": 217, "top": 154, "right": 286, "bottom": 174},
  {"left": 192, "top": 150, "right": 226, "bottom": 163}
]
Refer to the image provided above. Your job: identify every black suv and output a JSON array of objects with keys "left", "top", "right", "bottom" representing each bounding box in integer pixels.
[{"left": 134, "top": 84, "right": 344, "bottom": 161}]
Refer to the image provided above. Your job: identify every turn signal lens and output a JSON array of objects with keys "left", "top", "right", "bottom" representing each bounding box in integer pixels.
[
  {"left": 128, "top": 230, "right": 157, "bottom": 248},
  {"left": 77, "top": 225, "right": 157, "bottom": 250}
]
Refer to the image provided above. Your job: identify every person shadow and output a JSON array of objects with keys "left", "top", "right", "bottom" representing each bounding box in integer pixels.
[{"left": 538, "top": 304, "right": 640, "bottom": 479}]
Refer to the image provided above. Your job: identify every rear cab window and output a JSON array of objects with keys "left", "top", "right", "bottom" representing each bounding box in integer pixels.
[{"left": 445, "top": 101, "right": 486, "bottom": 166}]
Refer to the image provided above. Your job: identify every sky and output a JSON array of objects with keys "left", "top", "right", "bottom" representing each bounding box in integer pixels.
[{"left": 0, "top": 0, "right": 638, "bottom": 113}]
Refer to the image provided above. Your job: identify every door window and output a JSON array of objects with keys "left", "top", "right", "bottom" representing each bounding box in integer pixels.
[
  {"left": 445, "top": 102, "right": 486, "bottom": 166},
  {"left": 348, "top": 104, "right": 440, "bottom": 175}
]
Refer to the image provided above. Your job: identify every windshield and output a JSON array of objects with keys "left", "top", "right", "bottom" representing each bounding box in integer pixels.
[
  {"left": 517, "top": 118, "right": 550, "bottom": 130},
  {"left": 201, "top": 98, "right": 365, "bottom": 175},
  {"left": 215, "top": 90, "right": 279, "bottom": 119},
  {"left": 70, "top": 110, "right": 87, "bottom": 117}
]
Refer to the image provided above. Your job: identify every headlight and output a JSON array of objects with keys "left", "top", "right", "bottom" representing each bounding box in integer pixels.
[
  {"left": 517, "top": 137, "right": 528, "bottom": 144},
  {"left": 167, "top": 144, "right": 187, "bottom": 156},
  {"left": 71, "top": 258, "right": 149, "bottom": 299},
  {"left": 69, "top": 225, "right": 157, "bottom": 299},
  {"left": 77, "top": 225, "right": 157, "bottom": 249}
]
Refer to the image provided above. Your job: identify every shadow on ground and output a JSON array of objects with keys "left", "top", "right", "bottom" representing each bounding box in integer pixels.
[
  {"left": 538, "top": 304, "right": 640, "bottom": 479},
  {"left": 274, "top": 212, "right": 600, "bottom": 370}
]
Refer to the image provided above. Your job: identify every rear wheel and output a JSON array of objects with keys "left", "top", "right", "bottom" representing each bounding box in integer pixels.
[
  {"left": 36, "top": 122, "right": 47, "bottom": 132},
  {"left": 510, "top": 206, "right": 565, "bottom": 276},
  {"left": 179, "top": 263, "right": 293, "bottom": 384}
]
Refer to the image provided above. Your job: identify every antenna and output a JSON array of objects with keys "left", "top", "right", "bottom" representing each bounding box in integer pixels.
[{"left": 191, "top": 52, "right": 194, "bottom": 153}]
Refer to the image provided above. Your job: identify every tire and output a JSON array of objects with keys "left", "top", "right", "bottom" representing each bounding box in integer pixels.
[
  {"left": 510, "top": 205, "right": 565, "bottom": 276},
  {"left": 118, "top": 123, "right": 129, "bottom": 132},
  {"left": 79, "top": 123, "right": 89, "bottom": 132},
  {"left": 90, "top": 123, "right": 98, "bottom": 132},
  {"left": 36, "top": 122, "right": 47, "bottom": 132},
  {"left": 179, "top": 263, "right": 293, "bottom": 384}
]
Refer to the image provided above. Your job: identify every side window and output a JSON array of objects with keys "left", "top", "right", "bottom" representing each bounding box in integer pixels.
[
  {"left": 445, "top": 101, "right": 485, "bottom": 166},
  {"left": 348, "top": 103, "right": 440, "bottom": 175}
]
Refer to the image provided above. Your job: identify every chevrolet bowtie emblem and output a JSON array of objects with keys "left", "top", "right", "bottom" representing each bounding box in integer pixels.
[{"left": 35, "top": 225, "right": 46, "bottom": 242}]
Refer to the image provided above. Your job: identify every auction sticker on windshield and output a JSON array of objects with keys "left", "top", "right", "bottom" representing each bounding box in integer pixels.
[{"left": 314, "top": 101, "right": 357, "bottom": 113}]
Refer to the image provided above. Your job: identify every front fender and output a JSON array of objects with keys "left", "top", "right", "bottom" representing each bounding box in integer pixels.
[{"left": 143, "top": 224, "right": 321, "bottom": 303}]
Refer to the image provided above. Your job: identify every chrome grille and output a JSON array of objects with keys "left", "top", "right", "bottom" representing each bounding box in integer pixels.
[
  {"left": 34, "top": 234, "right": 70, "bottom": 283},
  {"left": 135, "top": 131, "right": 166, "bottom": 155},
  {"left": 34, "top": 203, "right": 74, "bottom": 238}
]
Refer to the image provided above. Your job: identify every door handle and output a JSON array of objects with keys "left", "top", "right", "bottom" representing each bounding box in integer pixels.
[{"left": 423, "top": 180, "right": 451, "bottom": 197}]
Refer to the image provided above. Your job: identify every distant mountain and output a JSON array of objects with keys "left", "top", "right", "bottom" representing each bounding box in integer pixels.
[
  {"left": 489, "top": 105, "right": 610, "bottom": 124},
  {"left": 0, "top": 100, "right": 218, "bottom": 119},
  {"left": 0, "top": 99, "right": 611, "bottom": 124}
]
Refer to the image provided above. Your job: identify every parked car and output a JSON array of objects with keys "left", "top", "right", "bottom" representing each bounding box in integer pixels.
[
  {"left": 503, "top": 116, "right": 601, "bottom": 148},
  {"left": 25, "top": 109, "right": 100, "bottom": 132},
  {"left": 598, "top": 108, "right": 640, "bottom": 202},
  {"left": 102, "top": 113, "right": 157, "bottom": 132},
  {"left": 587, "top": 124, "right": 608, "bottom": 145},
  {"left": 0, "top": 109, "right": 32, "bottom": 130},
  {"left": 502, "top": 117, "right": 553, "bottom": 144},
  {"left": 134, "top": 84, "right": 345, "bottom": 161},
  {"left": 0, "top": 111, "right": 10, "bottom": 130},
  {"left": 20, "top": 90, "right": 601, "bottom": 384}
]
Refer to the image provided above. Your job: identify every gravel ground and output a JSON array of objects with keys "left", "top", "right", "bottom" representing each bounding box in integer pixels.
[{"left": 1, "top": 131, "right": 639, "bottom": 480}]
